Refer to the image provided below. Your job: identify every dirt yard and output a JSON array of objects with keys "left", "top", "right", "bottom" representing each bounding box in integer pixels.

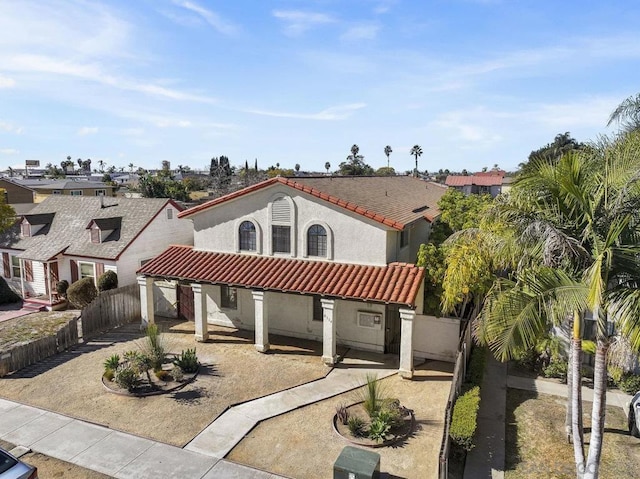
[
  {"left": 505, "top": 389, "right": 640, "bottom": 479},
  {"left": 0, "top": 318, "right": 334, "bottom": 447},
  {"left": 228, "top": 361, "right": 453, "bottom": 479}
]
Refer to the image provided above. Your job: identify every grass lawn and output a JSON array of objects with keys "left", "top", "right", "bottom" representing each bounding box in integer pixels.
[
  {"left": 0, "top": 311, "right": 78, "bottom": 349},
  {"left": 505, "top": 388, "right": 640, "bottom": 479}
]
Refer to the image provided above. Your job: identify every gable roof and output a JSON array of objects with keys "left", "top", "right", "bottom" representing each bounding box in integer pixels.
[
  {"left": 0, "top": 196, "right": 180, "bottom": 262},
  {"left": 138, "top": 245, "right": 425, "bottom": 307},
  {"left": 179, "top": 176, "right": 448, "bottom": 229},
  {"left": 1, "top": 178, "right": 114, "bottom": 191},
  {"left": 445, "top": 172, "right": 505, "bottom": 187}
]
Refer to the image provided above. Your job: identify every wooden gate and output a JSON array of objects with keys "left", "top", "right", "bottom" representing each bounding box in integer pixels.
[{"left": 178, "top": 284, "right": 195, "bottom": 321}]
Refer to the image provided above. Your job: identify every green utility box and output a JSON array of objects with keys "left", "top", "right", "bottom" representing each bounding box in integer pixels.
[{"left": 333, "top": 446, "right": 380, "bottom": 479}]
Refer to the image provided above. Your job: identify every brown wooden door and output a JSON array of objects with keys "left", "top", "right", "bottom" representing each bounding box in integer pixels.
[
  {"left": 384, "top": 304, "right": 401, "bottom": 354},
  {"left": 178, "top": 284, "right": 195, "bottom": 321}
]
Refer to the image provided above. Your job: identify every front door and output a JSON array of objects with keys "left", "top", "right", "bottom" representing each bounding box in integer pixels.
[
  {"left": 384, "top": 304, "right": 401, "bottom": 354},
  {"left": 178, "top": 284, "right": 195, "bottom": 321}
]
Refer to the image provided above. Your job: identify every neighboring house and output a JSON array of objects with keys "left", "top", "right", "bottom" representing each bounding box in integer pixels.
[
  {"left": 0, "top": 178, "right": 117, "bottom": 205},
  {"left": 445, "top": 170, "right": 507, "bottom": 197},
  {"left": 138, "top": 176, "right": 460, "bottom": 378},
  {"left": 0, "top": 196, "right": 193, "bottom": 309}
]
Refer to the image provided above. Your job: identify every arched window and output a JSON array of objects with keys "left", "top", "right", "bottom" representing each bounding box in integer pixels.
[
  {"left": 239, "top": 221, "right": 256, "bottom": 251},
  {"left": 307, "top": 224, "right": 327, "bottom": 257}
]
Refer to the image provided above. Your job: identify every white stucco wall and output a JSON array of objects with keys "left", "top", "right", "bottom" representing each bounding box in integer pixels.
[
  {"left": 153, "top": 280, "right": 178, "bottom": 318},
  {"left": 191, "top": 184, "right": 393, "bottom": 266},
  {"left": 413, "top": 314, "right": 461, "bottom": 362},
  {"left": 116, "top": 203, "right": 193, "bottom": 285}
]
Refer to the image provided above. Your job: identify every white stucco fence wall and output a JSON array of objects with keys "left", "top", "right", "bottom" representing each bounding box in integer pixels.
[{"left": 413, "top": 314, "right": 461, "bottom": 362}]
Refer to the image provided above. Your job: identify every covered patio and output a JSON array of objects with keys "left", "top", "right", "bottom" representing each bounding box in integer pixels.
[{"left": 137, "top": 245, "right": 426, "bottom": 378}]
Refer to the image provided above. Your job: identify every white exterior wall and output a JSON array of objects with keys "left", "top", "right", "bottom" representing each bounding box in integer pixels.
[
  {"left": 191, "top": 184, "right": 391, "bottom": 266},
  {"left": 0, "top": 250, "right": 46, "bottom": 297},
  {"left": 413, "top": 314, "right": 461, "bottom": 362},
  {"left": 153, "top": 280, "right": 178, "bottom": 318},
  {"left": 116, "top": 203, "right": 193, "bottom": 285}
]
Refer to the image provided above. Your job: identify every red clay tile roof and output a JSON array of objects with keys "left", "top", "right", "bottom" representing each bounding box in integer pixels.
[
  {"left": 179, "top": 176, "right": 447, "bottom": 230},
  {"left": 138, "top": 245, "right": 425, "bottom": 307},
  {"left": 445, "top": 174, "right": 504, "bottom": 187}
]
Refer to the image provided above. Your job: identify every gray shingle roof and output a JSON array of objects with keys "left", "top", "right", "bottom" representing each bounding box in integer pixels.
[{"left": 0, "top": 196, "right": 173, "bottom": 261}]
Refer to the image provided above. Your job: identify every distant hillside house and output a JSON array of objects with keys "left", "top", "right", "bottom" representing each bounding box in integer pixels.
[
  {"left": 0, "top": 196, "right": 193, "bottom": 309},
  {"left": 444, "top": 170, "right": 507, "bottom": 197},
  {"left": 138, "top": 175, "right": 460, "bottom": 378},
  {"left": 0, "top": 178, "right": 117, "bottom": 205}
]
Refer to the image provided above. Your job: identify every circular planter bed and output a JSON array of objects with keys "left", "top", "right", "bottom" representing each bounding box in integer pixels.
[
  {"left": 102, "top": 364, "right": 200, "bottom": 397},
  {"left": 333, "top": 402, "right": 415, "bottom": 448}
]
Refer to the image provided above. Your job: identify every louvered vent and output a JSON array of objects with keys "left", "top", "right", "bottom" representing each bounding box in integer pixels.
[{"left": 271, "top": 197, "right": 291, "bottom": 223}]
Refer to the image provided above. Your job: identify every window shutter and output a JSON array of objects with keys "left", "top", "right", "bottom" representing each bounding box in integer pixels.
[
  {"left": 95, "top": 262, "right": 105, "bottom": 277},
  {"left": 271, "top": 197, "right": 291, "bottom": 223},
  {"left": 70, "top": 260, "right": 78, "bottom": 283},
  {"left": 24, "top": 260, "right": 33, "bottom": 282},
  {"left": 2, "top": 253, "right": 9, "bottom": 278}
]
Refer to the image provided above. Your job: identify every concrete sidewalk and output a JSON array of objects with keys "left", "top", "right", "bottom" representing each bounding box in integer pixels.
[{"left": 186, "top": 351, "right": 398, "bottom": 457}]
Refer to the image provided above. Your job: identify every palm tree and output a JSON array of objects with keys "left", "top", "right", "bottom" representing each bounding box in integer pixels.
[
  {"left": 607, "top": 93, "right": 640, "bottom": 134},
  {"left": 472, "top": 135, "right": 640, "bottom": 479},
  {"left": 98, "top": 160, "right": 105, "bottom": 173},
  {"left": 410, "top": 145, "right": 422, "bottom": 177},
  {"left": 324, "top": 162, "right": 331, "bottom": 174},
  {"left": 128, "top": 163, "right": 134, "bottom": 173},
  {"left": 384, "top": 145, "right": 392, "bottom": 168}
]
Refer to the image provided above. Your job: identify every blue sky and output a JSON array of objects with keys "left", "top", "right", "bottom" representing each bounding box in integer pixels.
[{"left": 1, "top": 1, "right": 639, "bottom": 174}]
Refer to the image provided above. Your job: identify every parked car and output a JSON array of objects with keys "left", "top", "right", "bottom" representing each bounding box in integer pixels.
[
  {"left": 628, "top": 391, "right": 640, "bottom": 438},
  {"left": 0, "top": 447, "right": 37, "bottom": 479}
]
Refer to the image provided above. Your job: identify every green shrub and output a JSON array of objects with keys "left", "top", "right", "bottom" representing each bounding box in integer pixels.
[
  {"left": 67, "top": 277, "right": 97, "bottom": 308},
  {"left": 56, "top": 280, "right": 69, "bottom": 298},
  {"left": 138, "top": 324, "right": 167, "bottom": 370},
  {"left": 104, "top": 369, "right": 115, "bottom": 381},
  {"left": 97, "top": 270, "right": 118, "bottom": 292},
  {"left": 375, "top": 406, "right": 403, "bottom": 430},
  {"left": 114, "top": 364, "right": 141, "bottom": 391},
  {"left": 515, "top": 347, "right": 541, "bottom": 372},
  {"left": 173, "top": 348, "right": 199, "bottom": 373},
  {"left": 171, "top": 365, "right": 184, "bottom": 382},
  {"left": 466, "top": 346, "right": 487, "bottom": 387},
  {"left": 103, "top": 354, "right": 120, "bottom": 372},
  {"left": 368, "top": 416, "right": 392, "bottom": 443},
  {"left": 361, "top": 374, "right": 385, "bottom": 419},
  {"left": 450, "top": 386, "right": 481, "bottom": 451},
  {"left": 155, "top": 369, "right": 171, "bottom": 381},
  {"left": 608, "top": 365, "right": 624, "bottom": 385},
  {"left": 0, "top": 276, "right": 20, "bottom": 305},
  {"left": 543, "top": 360, "right": 568, "bottom": 383},
  {"left": 347, "top": 416, "right": 365, "bottom": 437},
  {"left": 617, "top": 373, "right": 640, "bottom": 395}
]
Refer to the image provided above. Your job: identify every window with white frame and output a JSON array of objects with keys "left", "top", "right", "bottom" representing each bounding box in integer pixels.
[
  {"left": 270, "top": 195, "right": 294, "bottom": 255},
  {"left": 221, "top": 285, "right": 237, "bottom": 309},
  {"left": 70, "top": 190, "right": 83, "bottom": 196},
  {"left": 239, "top": 221, "right": 256, "bottom": 251},
  {"left": 11, "top": 256, "right": 21, "bottom": 278},
  {"left": 94, "top": 189, "right": 106, "bottom": 196},
  {"left": 79, "top": 262, "right": 95, "bottom": 280}
]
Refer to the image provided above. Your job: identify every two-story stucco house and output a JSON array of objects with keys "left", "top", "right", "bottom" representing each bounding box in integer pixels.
[
  {"left": 138, "top": 176, "right": 458, "bottom": 377},
  {"left": 0, "top": 195, "right": 193, "bottom": 309}
]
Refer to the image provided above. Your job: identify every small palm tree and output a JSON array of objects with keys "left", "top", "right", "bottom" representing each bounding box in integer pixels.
[
  {"left": 607, "top": 93, "right": 640, "bottom": 133},
  {"left": 384, "top": 145, "right": 392, "bottom": 168},
  {"left": 410, "top": 145, "right": 422, "bottom": 177},
  {"left": 325, "top": 162, "right": 331, "bottom": 174}
]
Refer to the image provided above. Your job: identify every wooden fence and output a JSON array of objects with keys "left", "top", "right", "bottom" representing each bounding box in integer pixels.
[
  {"left": 438, "top": 320, "right": 472, "bottom": 479},
  {"left": 80, "top": 283, "right": 141, "bottom": 340},
  {"left": 0, "top": 317, "right": 78, "bottom": 377}
]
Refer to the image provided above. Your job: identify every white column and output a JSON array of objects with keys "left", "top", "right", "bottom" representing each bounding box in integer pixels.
[
  {"left": 399, "top": 308, "right": 416, "bottom": 379},
  {"left": 321, "top": 299, "right": 337, "bottom": 365},
  {"left": 192, "top": 283, "right": 209, "bottom": 342},
  {"left": 137, "top": 276, "right": 155, "bottom": 328},
  {"left": 253, "top": 291, "right": 269, "bottom": 352}
]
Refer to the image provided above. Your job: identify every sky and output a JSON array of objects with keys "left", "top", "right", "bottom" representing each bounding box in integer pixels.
[{"left": 1, "top": 0, "right": 639, "bottom": 175}]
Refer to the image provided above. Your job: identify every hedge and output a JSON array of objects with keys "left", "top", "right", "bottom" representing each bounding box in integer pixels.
[
  {"left": 67, "top": 277, "right": 97, "bottom": 308},
  {"left": 466, "top": 345, "right": 487, "bottom": 387},
  {"left": 98, "top": 270, "right": 118, "bottom": 292},
  {"left": 0, "top": 276, "right": 20, "bottom": 305},
  {"left": 450, "top": 385, "right": 481, "bottom": 451}
]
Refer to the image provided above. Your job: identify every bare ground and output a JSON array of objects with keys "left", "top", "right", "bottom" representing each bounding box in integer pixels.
[
  {"left": 505, "top": 389, "right": 640, "bottom": 479},
  {"left": 228, "top": 361, "right": 453, "bottom": 479},
  {"left": 0, "top": 318, "right": 333, "bottom": 447}
]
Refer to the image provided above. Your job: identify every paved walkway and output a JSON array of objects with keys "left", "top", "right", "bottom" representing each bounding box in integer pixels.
[
  {"left": 0, "top": 350, "right": 398, "bottom": 478},
  {"left": 464, "top": 354, "right": 634, "bottom": 479}
]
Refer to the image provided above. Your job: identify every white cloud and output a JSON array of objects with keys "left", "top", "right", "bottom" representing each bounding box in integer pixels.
[
  {"left": 78, "top": 126, "right": 98, "bottom": 136},
  {"left": 341, "top": 24, "right": 380, "bottom": 41},
  {"left": 373, "top": 0, "right": 397, "bottom": 14},
  {"left": 172, "top": 0, "right": 239, "bottom": 35},
  {"left": 247, "top": 103, "right": 366, "bottom": 120},
  {"left": 0, "top": 75, "right": 15, "bottom": 88},
  {"left": 0, "top": 148, "right": 19, "bottom": 155},
  {"left": 273, "top": 10, "right": 336, "bottom": 36},
  {"left": 0, "top": 121, "right": 23, "bottom": 134}
]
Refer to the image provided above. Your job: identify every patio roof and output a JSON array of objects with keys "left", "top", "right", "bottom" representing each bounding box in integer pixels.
[{"left": 138, "top": 245, "right": 425, "bottom": 307}]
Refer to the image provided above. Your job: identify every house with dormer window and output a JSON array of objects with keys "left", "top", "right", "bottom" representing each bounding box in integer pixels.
[
  {"left": 138, "top": 176, "right": 460, "bottom": 377},
  {"left": 0, "top": 195, "right": 192, "bottom": 309}
]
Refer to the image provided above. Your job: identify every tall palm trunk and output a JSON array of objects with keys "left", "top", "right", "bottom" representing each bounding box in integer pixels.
[
  {"left": 583, "top": 340, "right": 609, "bottom": 479},
  {"left": 566, "top": 335, "right": 573, "bottom": 441}
]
